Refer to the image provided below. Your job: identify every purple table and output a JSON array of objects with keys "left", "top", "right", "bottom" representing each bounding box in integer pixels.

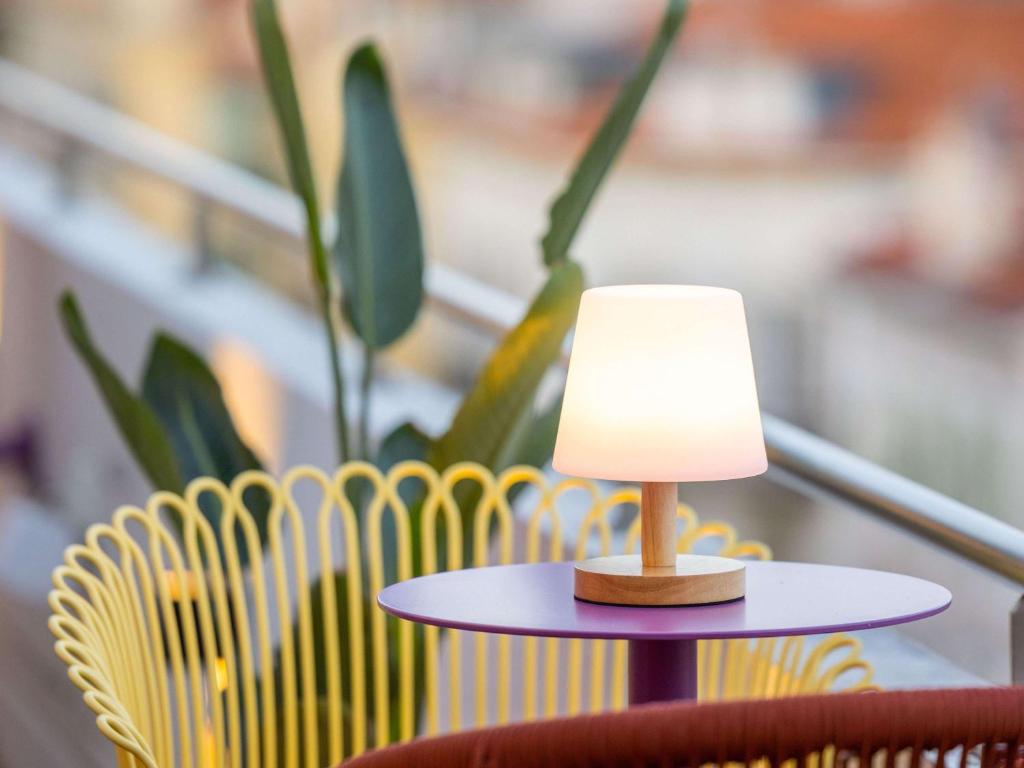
[{"left": 377, "top": 561, "right": 950, "bottom": 707}]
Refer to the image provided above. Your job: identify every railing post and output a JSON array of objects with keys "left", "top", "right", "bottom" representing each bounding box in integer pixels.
[
  {"left": 192, "top": 196, "right": 214, "bottom": 274},
  {"left": 1012, "top": 596, "right": 1024, "bottom": 684},
  {"left": 55, "top": 137, "right": 82, "bottom": 204}
]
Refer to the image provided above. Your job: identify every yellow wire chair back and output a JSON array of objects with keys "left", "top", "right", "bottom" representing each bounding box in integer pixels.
[{"left": 49, "top": 460, "right": 876, "bottom": 768}]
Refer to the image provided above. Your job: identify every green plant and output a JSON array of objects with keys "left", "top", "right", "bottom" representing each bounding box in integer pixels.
[
  {"left": 58, "top": 293, "right": 270, "bottom": 563},
  {"left": 60, "top": 0, "right": 687, "bottom": 752},
  {"left": 251, "top": 0, "right": 686, "bottom": 752},
  {"left": 64, "top": 0, "right": 687, "bottom": 527},
  {"left": 252, "top": 0, "right": 687, "bottom": 480}
]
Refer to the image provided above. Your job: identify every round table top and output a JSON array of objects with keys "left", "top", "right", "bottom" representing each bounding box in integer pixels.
[{"left": 377, "top": 561, "right": 951, "bottom": 641}]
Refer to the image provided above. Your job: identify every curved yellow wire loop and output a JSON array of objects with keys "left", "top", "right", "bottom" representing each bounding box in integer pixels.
[{"left": 49, "top": 461, "right": 876, "bottom": 767}]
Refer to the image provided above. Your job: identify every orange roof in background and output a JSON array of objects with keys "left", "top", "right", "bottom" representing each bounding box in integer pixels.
[{"left": 685, "top": 0, "right": 1024, "bottom": 144}]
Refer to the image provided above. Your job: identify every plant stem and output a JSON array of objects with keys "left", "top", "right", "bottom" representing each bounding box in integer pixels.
[
  {"left": 312, "top": 233, "right": 350, "bottom": 464},
  {"left": 324, "top": 303, "right": 351, "bottom": 464},
  {"left": 359, "top": 344, "right": 374, "bottom": 461}
]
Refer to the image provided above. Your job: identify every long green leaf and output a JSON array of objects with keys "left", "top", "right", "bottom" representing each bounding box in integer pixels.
[
  {"left": 141, "top": 334, "right": 265, "bottom": 483},
  {"left": 250, "top": 0, "right": 324, "bottom": 278},
  {"left": 58, "top": 292, "right": 183, "bottom": 493},
  {"left": 540, "top": 0, "right": 687, "bottom": 267},
  {"left": 141, "top": 334, "right": 271, "bottom": 563},
  {"left": 375, "top": 420, "right": 432, "bottom": 576},
  {"left": 376, "top": 421, "right": 431, "bottom": 472},
  {"left": 251, "top": 0, "right": 350, "bottom": 462},
  {"left": 335, "top": 43, "right": 424, "bottom": 350},
  {"left": 428, "top": 260, "right": 583, "bottom": 471},
  {"left": 498, "top": 394, "right": 563, "bottom": 472}
]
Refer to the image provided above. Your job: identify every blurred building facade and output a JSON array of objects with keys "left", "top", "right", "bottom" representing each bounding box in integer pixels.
[{"left": 2, "top": 9, "right": 1024, "bottom": 754}]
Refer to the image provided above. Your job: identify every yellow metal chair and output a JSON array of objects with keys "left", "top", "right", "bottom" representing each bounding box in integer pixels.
[{"left": 49, "top": 461, "right": 875, "bottom": 768}]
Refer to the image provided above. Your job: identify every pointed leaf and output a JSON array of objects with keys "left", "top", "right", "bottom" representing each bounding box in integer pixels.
[
  {"left": 251, "top": 0, "right": 351, "bottom": 462},
  {"left": 141, "top": 335, "right": 269, "bottom": 562},
  {"left": 429, "top": 260, "right": 583, "bottom": 471},
  {"left": 335, "top": 43, "right": 424, "bottom": 349},
  {"left": 58, "top": 292, "right": 183, "bottom": 493},
  {"left": 540, "top": 0, "right": 687, "bottom": 267},
  {"left": 250, "top": 0, "right": 328, "bottom": 287},
  {"left": 375, "top": 421, "right": 431, "bottom": 472},
  {"left": 141, "top": 334, "right": 264, "bottom": 482},
  {"left": 499, "top": 395, "right": 563, "bottom": 472},
  {"left": 375, "top": 420, "right": 432, "bottom": 577}
]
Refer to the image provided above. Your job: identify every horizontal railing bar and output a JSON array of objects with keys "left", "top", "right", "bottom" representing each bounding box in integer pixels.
[
  {"left": 764, "top": 415, "right": 1024, "bottom": 587},
  {"left": 2, "top": 58, "right": 1021, "bottom": 587},
  {"left": 0, "top": 59, "right": 521, "bottom": 337},
  {"left": 0, "top": 61, "right": 304, "bottom": 234}
]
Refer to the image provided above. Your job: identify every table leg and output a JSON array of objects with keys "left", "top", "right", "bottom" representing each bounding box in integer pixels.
[{"left": 628, "top": 638, "right": 698, "bottom": 706}]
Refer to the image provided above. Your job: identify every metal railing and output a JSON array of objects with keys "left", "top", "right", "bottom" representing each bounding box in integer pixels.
[
  {"left": 764, "top": 416, "right": 1024, "bottom": 587},
  {"left": 0, "top": 61, "right": 525, "bottom": 336},
  {"left": 2, "top": 57, "right": 1023, "bottom": 679}
]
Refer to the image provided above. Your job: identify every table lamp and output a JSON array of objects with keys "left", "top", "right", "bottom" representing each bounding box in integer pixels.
[{"left": 553, "top": 285, "right": 767, "bottom": 606}]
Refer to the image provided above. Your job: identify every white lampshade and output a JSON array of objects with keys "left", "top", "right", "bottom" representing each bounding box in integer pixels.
[{"left": 553, "top": 285, "right": 767, "bottom": 482}]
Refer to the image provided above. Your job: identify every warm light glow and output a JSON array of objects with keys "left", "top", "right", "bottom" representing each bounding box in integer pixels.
[
  {"left": 164, "top": 570, "right": 199, "bottom": 601},
  {"left": 211, "top": 338, "right": 282, "bottom": 470},
  {"left": 214, "top": 657, "right": 229, "bottom": 692},
  {"left": 553, "top": 285, "right": 767, "bottom": 482}
]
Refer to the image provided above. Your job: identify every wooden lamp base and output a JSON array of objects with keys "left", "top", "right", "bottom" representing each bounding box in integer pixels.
[
  {"left": 574, "top": 554, "right": 745, "bottom": 606},
  {"left": 573, "top": 481, "right": 746, "bottom": 607}
]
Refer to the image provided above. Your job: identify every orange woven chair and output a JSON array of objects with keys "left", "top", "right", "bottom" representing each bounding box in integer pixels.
[{"left": 343, "top": 687, "right": 1024, "bottom": 768}]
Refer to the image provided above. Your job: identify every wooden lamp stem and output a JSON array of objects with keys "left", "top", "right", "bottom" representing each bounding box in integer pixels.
[
  {"left": 641, "top": 481, "right": 678, "bottom": 568},
  {"left": 573, "top": 479, "right": 745, "bottom": 606}
]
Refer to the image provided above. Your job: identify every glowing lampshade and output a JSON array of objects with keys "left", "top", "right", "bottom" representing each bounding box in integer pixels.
[{"left": 553, "top": 285, "right": 767, "bottom": 483}]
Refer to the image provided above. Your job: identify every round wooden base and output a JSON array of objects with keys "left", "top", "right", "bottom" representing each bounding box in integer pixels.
[{"left": 574, "top": 554, "right": 746, "bottom": 606}]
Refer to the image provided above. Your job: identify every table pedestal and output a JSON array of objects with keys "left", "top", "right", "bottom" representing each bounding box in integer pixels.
[{"left": 628, "top": 638, "right": 698, "bottom": 706}]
